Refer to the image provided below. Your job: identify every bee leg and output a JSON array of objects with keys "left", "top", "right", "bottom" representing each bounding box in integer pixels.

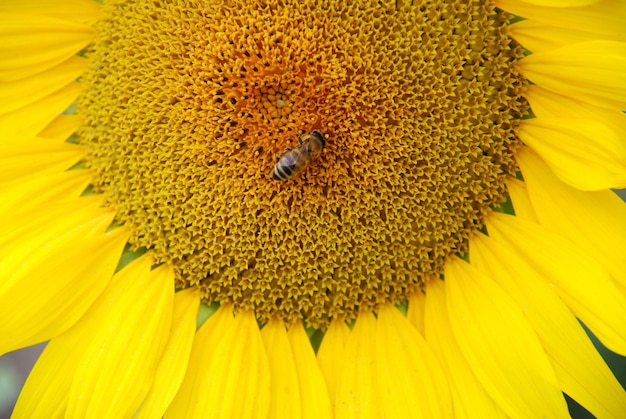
[{"left": 296, "top": 134, "right": 303, "bottom": 145}]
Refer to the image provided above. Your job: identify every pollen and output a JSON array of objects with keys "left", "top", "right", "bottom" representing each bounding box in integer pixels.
[{"left": 79, "top": 0, "right": 528, "bottom": 327}]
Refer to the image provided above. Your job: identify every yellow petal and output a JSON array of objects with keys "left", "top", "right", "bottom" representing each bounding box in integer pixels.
[
  {"left": 407, "top": 290, "right": 426, "bottom": 336},
  {"left": 424, "top": 279, "right": 507, "bottom": 419},
  {"left": 66, "top": 261, "right": 174, "bottom": 418},
  {"left": 0, "top": 137, "right": 85, "bottom": 187},
  {"left": 516, "top": 147, "right": 626, "bottom": 294},
  {"left": 38, "top": 114, "right": 81, "bottom": 141},
  {"left": 316, "top": 318, "right": 350, "bottom": 411},
  {"left": 524, "top": 84, "right": 626, "bottom": 141},
  {"left": 515, "top": 0, "right": 600, "bottom": 6},
  {"left": 376, "top": 305, "right": 453, "bottom": 419},
  {"left": 445, "top": 257, "right": 570, "bottom": 418},
  {"left": 12, "top": 254, "right": 148, "bottom": 417},
  {"left": 0, "top": 202, "right": 127, "bottom": 355},
  {"left": 0, "top": 0, "right": 102, "bottom": 25},
  {"left": 471, "top": 231, "right": 626, "bottom": 419},
  {"left": 288, "top": 320, "right": 333, "bottom": 419},
  {"left": 12, "top": 316, "right": 94, "bottom": 417},
  {"left": 335, "top": 312, "right": 381, "bottom": 419},
  {"left": 0, "top": 55, "right": 86, "bottom": 115},
  {"left": 12, "top": 335, "right": 76, "bottom": 417},
  {"left": 0, "top": 14, "right": 93, "bottom": 82},
  {"left": 0, "top": 169, "right": 91, "bottom": 217},
  {"left": 517, "top": 41, "right": 626, "bottom": 110},
  {"left": 517, "top": 117, "right": 626, "bottom": 190},
  {"left": 497, "top": 0, "right": 626, "bottom": 42},
  {"left": 0, "top": 82, "right": 81, "bottom": 139},
  {"left": 165, "top": 307, "right": 270, "bottom": 418},
  {"left": 486, "top": 212, "right": 626, "bottom": 356},
  {"left": 164, "top": 308, "right": 226, "bottom": 417},
  {"left": 509, "top": 20, "right": 605, "bottom": 53},
  {"left": 505, "top": 177, "right": 538, "bottom": 222},
  {"left": 0, "top": 195, "right": 105, "bottom": 245},
  {"left": 261, "top": 319, "right": 301, "bottom": 419},
  {"left": 137, "top": 288, "right": 201, "bottom": 419}
]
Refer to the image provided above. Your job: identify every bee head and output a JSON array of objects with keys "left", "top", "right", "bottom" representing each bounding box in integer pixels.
[{"left": 311, "top": 131, "right": 326, "bottom": 147}]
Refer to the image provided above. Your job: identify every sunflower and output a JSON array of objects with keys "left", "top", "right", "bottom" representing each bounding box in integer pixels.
[{"left": 2, "top": 0, "right": 626, "bottom": 417}]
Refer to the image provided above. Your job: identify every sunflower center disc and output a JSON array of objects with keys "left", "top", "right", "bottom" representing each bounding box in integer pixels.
[{"left": 80, "top": 0, "right": 528, "bottom": 327}]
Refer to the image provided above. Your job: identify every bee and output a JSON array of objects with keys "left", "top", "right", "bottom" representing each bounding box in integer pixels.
[{"left": 272, "top": 131, "right": 326, "bottom": 180}]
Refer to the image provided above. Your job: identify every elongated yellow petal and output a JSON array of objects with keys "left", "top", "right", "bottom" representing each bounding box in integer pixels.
[
  {"left": 12, "top": 337, "right": 76, "bottom": 417},
  {"left": 407, "top": 291, "right": 426, "bottom": 336},
  {"left": 165, "top": 307, "right": 270, "bottom": 418},
  {"left": 516, "top": 147, "right": 626, "bottom": 294},
  {"left": 376, "top": 305, "right": 453, "bottom": 419},
  {"left": 517, "top": 117, "right": 626, "bottom": 190},
  {"left": 505, "top": 177, "right": 538, "bottom": 222},
  {"left": 0, "top": 14, "right": 93, "bottom": 82},
  {"left": 335, "top": 312, "right": 381, "bottom": 419},
  {"left": 137, "top": 288, "right": 200, "bottom": 419},
  {"left": 159, "top": 304, "right": 226, "bottom": 418},
  {"left": 425, "top": 279, "right": 507, "bottom": 419},
  {"left": 471, "top": 232, "right": 626, "bottom": 418},
  {"left": 65, "top": 260, "right": 174, "bottom": 418},
  {"left": 509, "top": 20, "right": 604, "bottom": 53},
  {"left": 0, "top": 137, "right": 85, "bottom": 187},
  {"left": 38, "top": 114, "right": 81, "bottom": 141},
  {"left": 0, "top": 195, "right": 105, "bottom": 245},
  {"left": 316, "top": 318, "right": 350, "bottom": 411},
  {"left": 0, "top": 228, "right": 127, "bottom": 352},
  {"left": 0, "top": 56, "right": 85, "bottom": 115},
  {"left": 0, "top": 83, "right": 81, "bottom": 139},
  {"left": 0, "top": 200, "right": 126, "bottom": 354},
  {"left": 288, "top": 320, "right": 333, "bottom": 419},
  {"left": 445, "top": 257, "right": 570, "bottom": 418},
  {"left": 261, "top": 319, "right": 301, "bottom": 419},
  {"left": 515, "top": 0, "right": 600, "bottom": 6},
  {"left": 486, "top": 212, "right": 626, "bottom": 355},
  {"left": 12, "top": 313, "right": 97, "bottom": 417},
  {"left": 517, "top": 41, "right": 626, "bottom": 110},
  {"left": 0, "top": 169, "right": 91, "bottom": 217},
  {"left": 497, "top": 0, "right": 626, "bottom": 41},
  {"left": 524, "top": 84, "right": 626, "bottom": 142},
  {"left": 0, "top": 0, "right": 101, "bottom": 25},
  {"left": 12, "top": 255, "right": 163, "bottom": 417}
]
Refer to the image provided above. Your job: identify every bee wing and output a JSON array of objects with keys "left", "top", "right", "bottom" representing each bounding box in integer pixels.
[{"left": 276, "top": 148, "right": 290, "bottom": 159}]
